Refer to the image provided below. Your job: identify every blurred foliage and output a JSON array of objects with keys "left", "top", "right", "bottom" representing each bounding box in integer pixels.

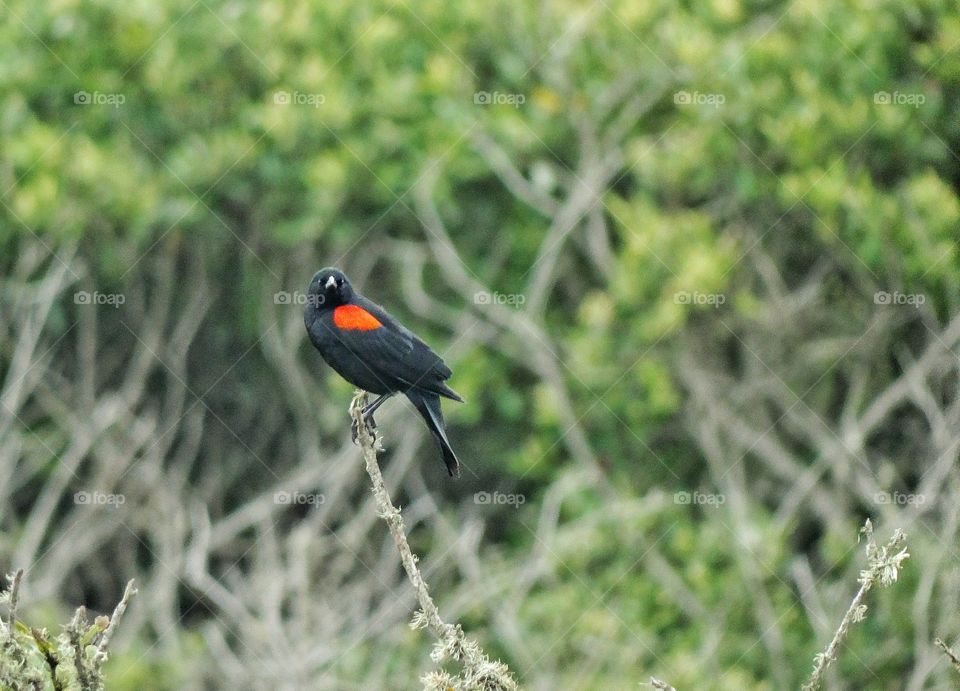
[{"left": 2, "top": 0, "right": 959, "bottom": 687}]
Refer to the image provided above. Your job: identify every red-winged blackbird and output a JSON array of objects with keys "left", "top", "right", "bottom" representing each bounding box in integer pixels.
[{"left": 304, "top": 267, "right": 463, "bottom": 476}]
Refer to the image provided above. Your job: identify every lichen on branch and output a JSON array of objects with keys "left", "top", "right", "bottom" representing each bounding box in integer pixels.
[{"left": 350, "top": 391, "right": 518, "bottom": 691}]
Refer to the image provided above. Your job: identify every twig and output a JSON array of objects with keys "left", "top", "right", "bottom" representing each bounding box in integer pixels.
[
  {"left": 31, "top": 627, "right": 63, "bottom": 691},
  {"left": 3, "top": 569, "right": 23, "bottom": 637},
  {"left": 349, "top": 392, "right": 518, "bottom": 691},
  {"left": 2, "top": 571, "right": 136, "bottom": 689},
  {"left": 935, "top": 637, "right": 960, "bottom": 674},
  {"left": 68, "top": 607, "right": 92, "bottom": 689},
  {"left": 801, "top": 520, "right": 909, "bottom": 690},
  {"left": 95, "top": 579, "right": 137, "bottom": 663}
]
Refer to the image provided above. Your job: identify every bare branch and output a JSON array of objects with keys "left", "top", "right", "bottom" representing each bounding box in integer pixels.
[
  {"left": 96, "top": 579, "right": 137, "bottom": 663},
  {"left": 802, "top": 521, "right": 909, "bottom": 691},
  {"left": 349, "top": 392, "right": 518, "bottom": 691},
  {"left": 935, "top": 637, "right": 960, "bottom": 675},
  {"left": 3, "top": 569, "right": 23, "bottom": 638}
]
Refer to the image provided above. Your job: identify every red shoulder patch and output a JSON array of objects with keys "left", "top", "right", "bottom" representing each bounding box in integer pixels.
[{"left": 333, "top": 304, "right": 383, "bottom": 331}]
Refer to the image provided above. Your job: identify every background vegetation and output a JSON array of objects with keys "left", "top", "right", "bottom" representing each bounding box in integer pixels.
[{"left": 2, "top": 0, "right": 960, "bottom": 688}]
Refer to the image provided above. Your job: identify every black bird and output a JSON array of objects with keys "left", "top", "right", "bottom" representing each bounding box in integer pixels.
[{"left": 303, "top": 267, "right": 463, "bottom": 476}]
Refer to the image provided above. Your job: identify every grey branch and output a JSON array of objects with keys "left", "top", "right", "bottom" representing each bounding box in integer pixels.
[
  {"left": 96, "top": 579, "right": 138, "bottom": 663},
  {"left": 802, "top": 520, "right": 909, "bottom": 691},
  {"left": 2, "top": 569, "right": 24, "bottom": 638},
  {"left": 349, "top": 392, "right": 518, "bottom": 691},
  {"left": 935, "top": 637, "right": 960, "bottom": 674}
]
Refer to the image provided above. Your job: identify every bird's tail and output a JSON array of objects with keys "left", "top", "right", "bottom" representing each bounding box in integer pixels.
[{"left": 405, "top": 388, "right": 460, "bottom": 477}]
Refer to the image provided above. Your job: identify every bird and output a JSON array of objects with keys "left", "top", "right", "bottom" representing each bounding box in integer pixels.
[{"left": 303, "top": 267, "right": 463, "bottom": 476}]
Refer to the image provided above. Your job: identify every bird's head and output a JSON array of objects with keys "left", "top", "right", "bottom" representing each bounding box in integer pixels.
[{"left": 307, "top": 267, "right": 353, "bottom": 309}]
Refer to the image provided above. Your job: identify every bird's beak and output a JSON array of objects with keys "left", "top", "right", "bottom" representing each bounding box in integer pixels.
[{"left": 325, "top": 276, "right": 337, "bottom": 289}]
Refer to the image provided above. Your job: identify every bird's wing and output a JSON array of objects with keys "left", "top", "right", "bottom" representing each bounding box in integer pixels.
[
  {"left": 357, "top": 298, "right": 454, "bottom": 379},
  {"left": 328, "top": 299, "right": 452, "bottom": 389}
]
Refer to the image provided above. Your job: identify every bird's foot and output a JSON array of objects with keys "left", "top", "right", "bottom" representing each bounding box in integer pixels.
[{"left": 351, "top": 413, "right": 378, "bottom": 445}]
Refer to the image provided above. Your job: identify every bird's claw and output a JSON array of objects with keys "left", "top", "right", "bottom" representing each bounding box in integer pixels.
[{"left": 350, "top": 414, "right": 378, "bottom": 445}]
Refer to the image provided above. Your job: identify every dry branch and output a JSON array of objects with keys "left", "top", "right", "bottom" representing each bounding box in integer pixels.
[
  {"left": 935, "top": 637, "right": 960, "bottom": 675},
  {"left": 801, "top": 520, "right": 909, "bottom": 691},
  {"left": 349, "top": 391, "right": 518, "bottom": 691}
]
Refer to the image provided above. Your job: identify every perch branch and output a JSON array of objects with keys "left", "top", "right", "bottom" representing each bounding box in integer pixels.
[{"left": 349, "top": 391, "right": 518, "bottom": 691}]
